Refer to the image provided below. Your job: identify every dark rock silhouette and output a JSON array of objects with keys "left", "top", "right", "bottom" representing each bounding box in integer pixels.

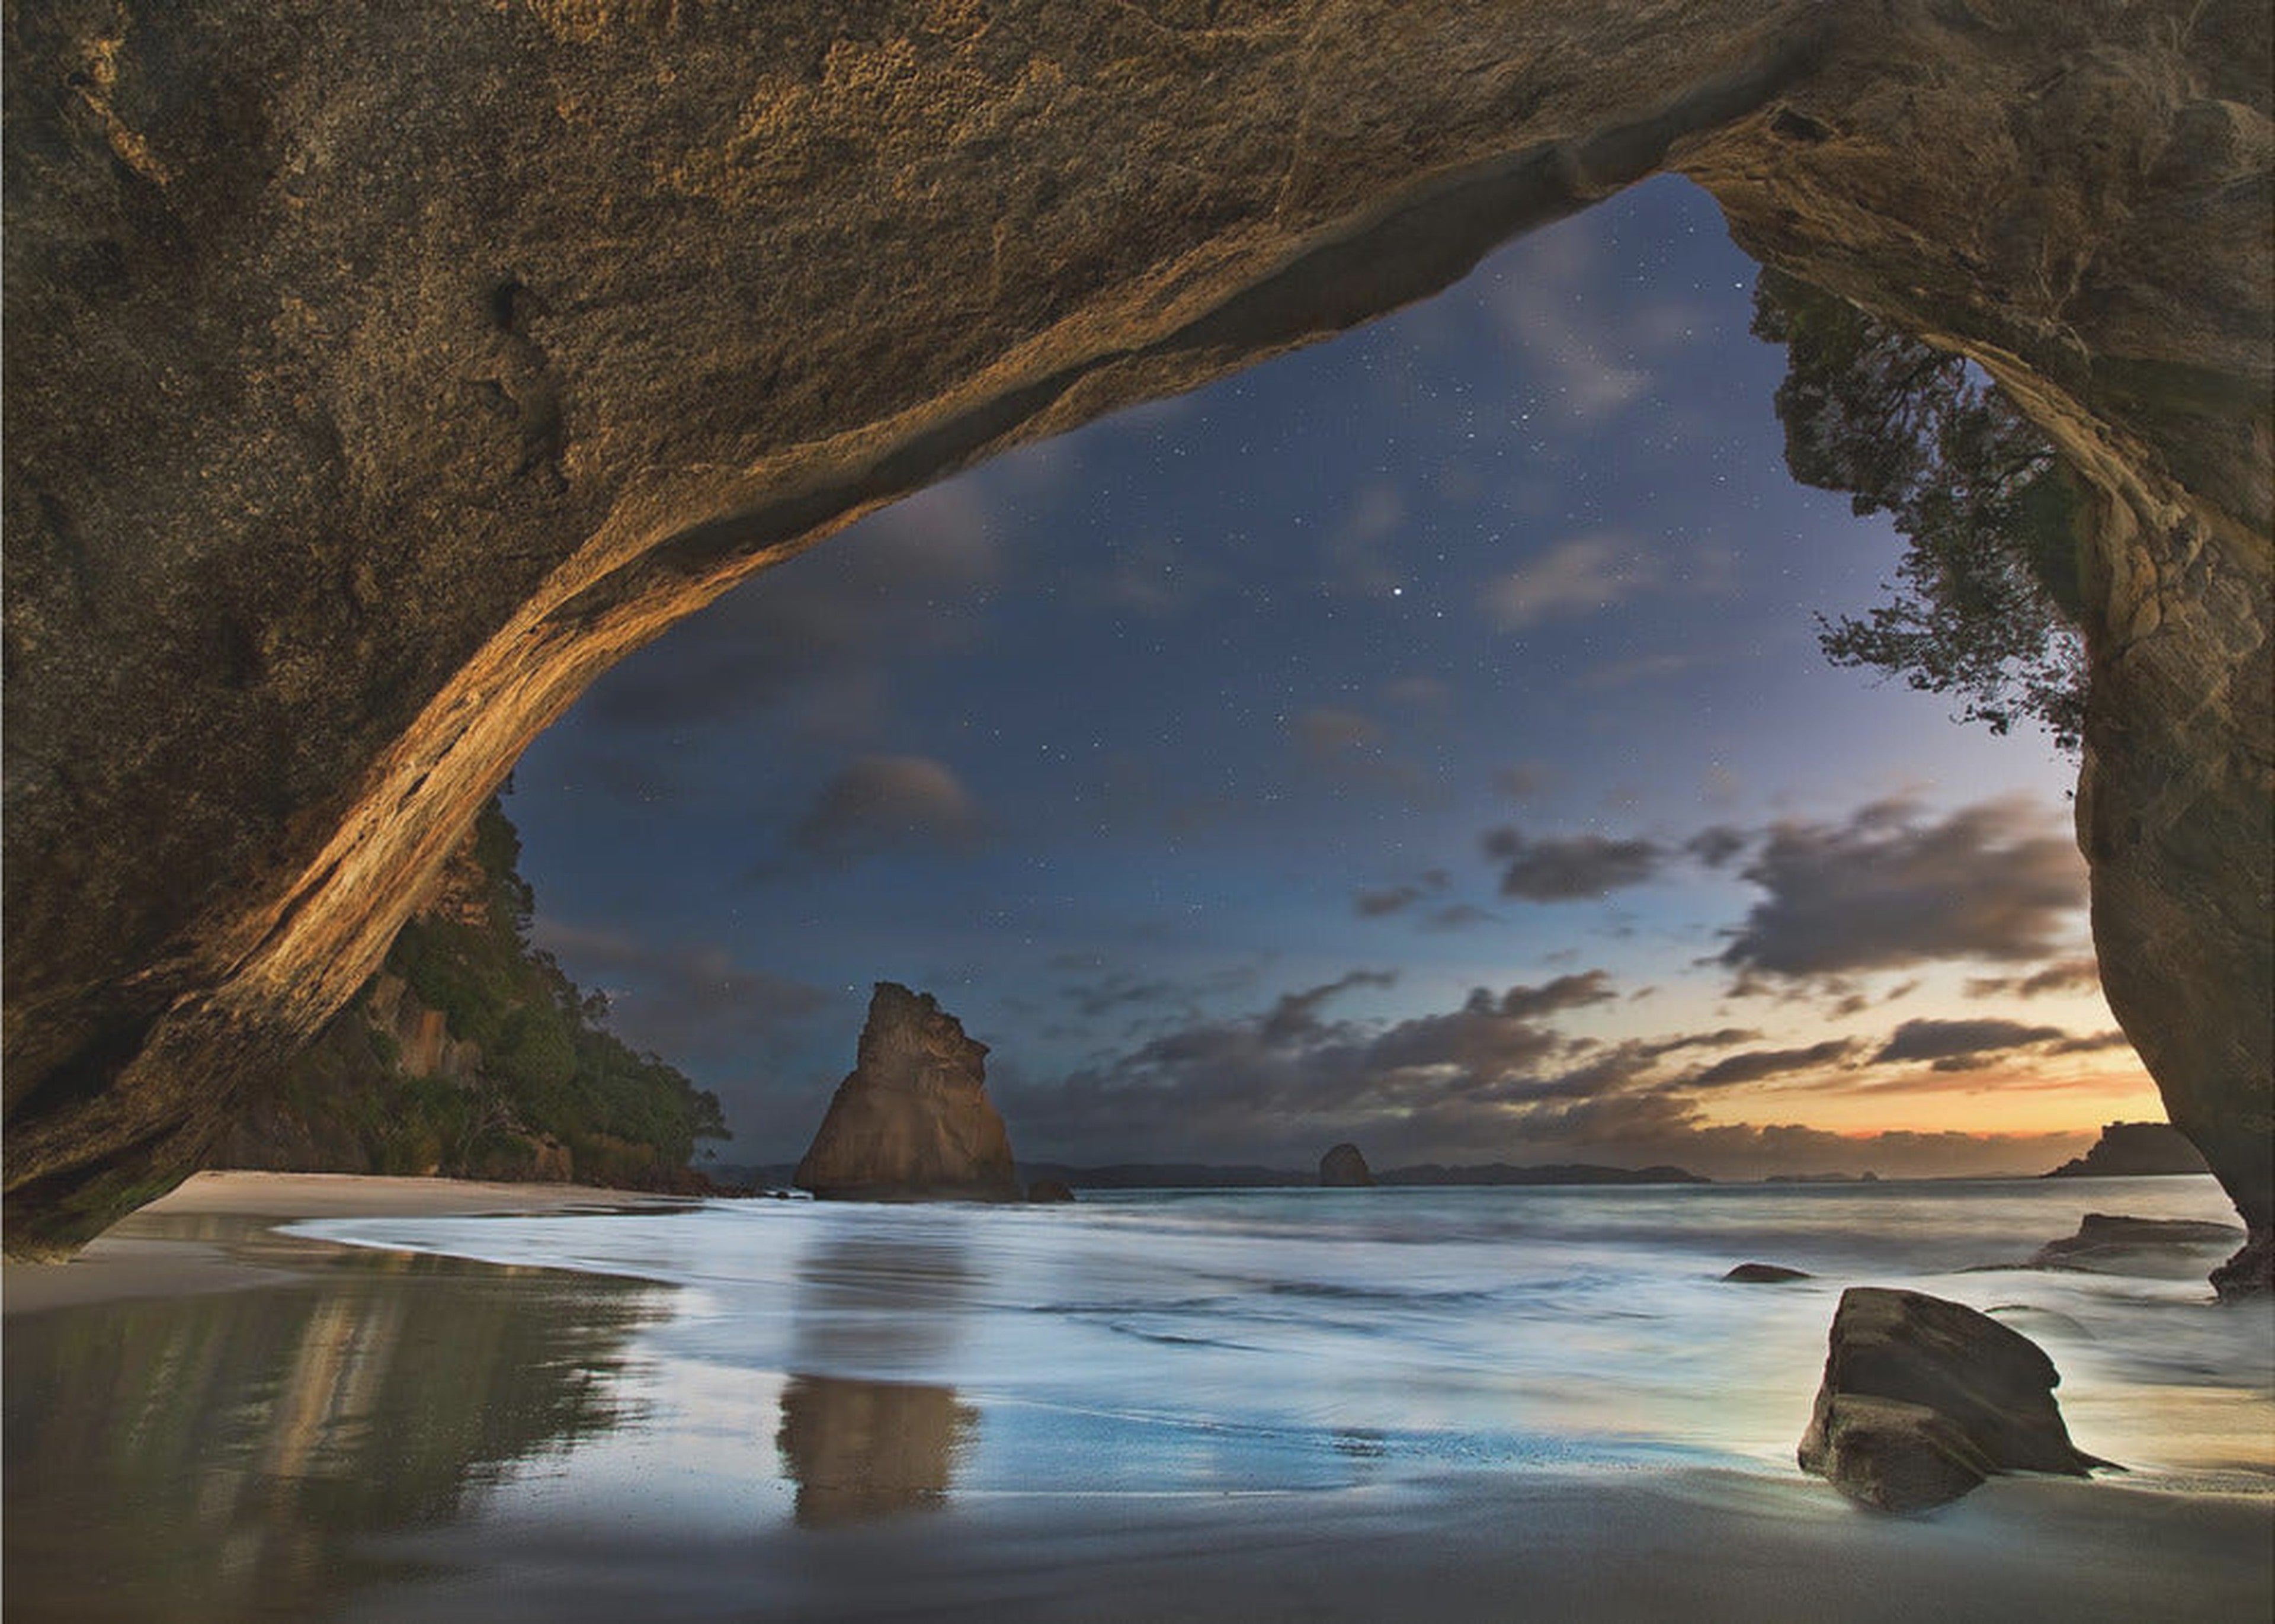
[
  {"left": 2028, "top": 1212, "right": 2245, "bottom": 1271},
  {"left": 1723, "top": 1263, "right": 1812, "bottom": 1284},
  {"left": 794, "top": 985, "right": 1020, "bottom": 1203},
  {"left": 1797, "top": 1287, "right": 2107, "bottom": 1512},
  {"left": 1027, "top": 1179, "right": 1075, "bottom": 1204},
  {"left": 2045, "top": 1122, "right": 2213, "bottom": 1180},
  {"left": 1319, "top": 1143, "right": 1375, "bottom": 1188}
]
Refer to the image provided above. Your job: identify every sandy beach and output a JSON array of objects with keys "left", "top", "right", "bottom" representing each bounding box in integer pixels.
[
  {"left": 5, "top": 1173, "right": 2270, "bottom": 1623},
  {"left": 1, "top": 1171, "right": 698, "bottom": 1315}
]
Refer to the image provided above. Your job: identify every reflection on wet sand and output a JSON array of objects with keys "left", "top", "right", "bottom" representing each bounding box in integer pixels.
[
  {"left": 4, "top": 1222, "right": 661, "bottom": 1623},
  {"left": 776, "top": 1226, "right": 979, "bottom": 1525},
  {"left": 790, "top": 1229, "right": 976, "bottom": 1365},
  {"left": 777, "top": 1373, "right": 978, "bottom": 1526}
]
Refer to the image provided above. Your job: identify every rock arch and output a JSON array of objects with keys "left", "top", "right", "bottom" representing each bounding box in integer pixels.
[{"left": 5, "top": 2, "right": 2267, "bottom": 1275}]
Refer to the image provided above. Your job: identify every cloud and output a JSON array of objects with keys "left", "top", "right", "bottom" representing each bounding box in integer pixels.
[
  {"left": 1964, "top": 957, "right": 2101, "bottom": 1000},
  {"left": 1258, "top": 969, "right": 1398, "bottom": 1045},
  {"left": 998, "top": 963, "right": 2095, "bottom": 1178},
  {"left": 1382, "top": 675, "right": 1451, "bottom": 712},
  {"left": 1483, "top": 827, "right": 1664, "bottom": 902},
  {"left": 1421, "top": 902, "right": 1497, "bottom": 932},
  {"left": 1292, "top": 707, "right": 1385, "bottom": 763},
  {"left": 1323, "top": 482, "right": 1406, "bottom": 595},
  {"left": 1636, "top": 1026, "right": 1758, "bottom": 1055},
  {"left": 1001, "top": 969, "right": 1609, "bottom": 1162},
  {"left": 528, "top": 921, "right": 832, "bottom": 1078},
  {"left": 1495, "top": 763, "right": 1553, "bottom": 801},
  {"left": 578, "top": 481, "right": 1000, "bottom": 745},
  {"left": 1699, "top": 765, "right": 1743, "bottom": 810},
  {"left": 1482, "top": 533, "right": 1660, "bottom": 630},
  {"left": 1684, "top": 825, "right": 1748, "bottom": 868},
  {"left": 1478, "top": 226, "right": 1653, "bottom": 420},
  {"left": 1290, "top": 707, "right": 1443, "bottom": 806},
  {"left": 1717, "top": 796, "right": 2086, "bottom": 981},
  {"left": 1090, "top": 536, "right": 1215, "bottom": 617},
  {"left": 2045, "top": 1029, "right": 2133, "bottom": 1056},
  {"left": 1353, "top": 868, "right": 1451, "bottom": 921},
  {"left": 1872, "top": 1017, "right": 2070, "bottom": 1066},
  {"left": 788, "top": 755, "right": 985, "bottom": 866},
  {"left": 1491, "top": 971, "right": 1620, "bottom": 1018},
  {"left": 1686, "top": 1039, "right": 1860, "bottom": 1089},
  {"left": 1354, "top": 885, "right": 1424, "bottom": 918},
  {"left": 1078, "top": 751, "right": 1244, "bottom": 841},
  {"left": 1055, "top": 963, "right": 1265, "bottom": 1027},
  {"left": 1576, "top": 653, "right": 1696, "bottom": 690}
]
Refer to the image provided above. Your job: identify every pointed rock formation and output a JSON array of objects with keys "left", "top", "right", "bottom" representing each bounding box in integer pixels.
[
  {"left": 1319, "top": 1142, "right": 1375, "bottom": 1188},
  {"left": 794, "top": 985, "right": 1020, "bottom": 1203},
  {"left": 1798, "top": 1287, "right": 2107, "bottom": 1512}
]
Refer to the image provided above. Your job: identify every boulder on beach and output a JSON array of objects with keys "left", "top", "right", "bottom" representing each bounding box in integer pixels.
[
  {"left": 794, "top": 984, "right": 1021, "bottom": 1202},
  {"left": 1027, "top": 1178, "right": 1075, "bottom": 1204},
  {"left": 1723, "top": 1263, "right": 1812, "bottom": 1284},
  {"left": 1797, "top": 1287, "right": 2108, "bottom": 1513},
  {"left": 1319, "top": 1143, "right": 1374, "bottom": 1187}
]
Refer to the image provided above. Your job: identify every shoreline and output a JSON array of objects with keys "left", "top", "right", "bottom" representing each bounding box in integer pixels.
[
  {"left": 1, "top": 1170, "right": 700, "bottom": 1317},
  {"left": 4, "top": 1172, "right": 2268, "bottom": 1622}
]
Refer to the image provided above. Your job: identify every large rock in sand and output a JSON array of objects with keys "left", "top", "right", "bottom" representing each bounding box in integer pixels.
[
  {"left": 1319, "top": 1143, "right": 1375, "bottom": 1188},
  {"left": 794, "top": 984, "right": 1020, "bottom": 1203},
  {"left": 1797, "top": 1287, "right": 2107, "bottom": 1513}
]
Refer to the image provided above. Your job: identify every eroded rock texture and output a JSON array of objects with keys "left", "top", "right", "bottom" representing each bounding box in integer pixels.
[
  {"left": 794, "top": 983, "right": 1020, "bottom": 1202},
  {"left": 4, "top": 3, "right": 2268, "bottom": 1260},
  {"left": 1799, "top": 1287, "right": 2107, "bottom": 1512}
]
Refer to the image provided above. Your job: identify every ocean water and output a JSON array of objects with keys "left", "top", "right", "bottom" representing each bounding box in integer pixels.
[
  {"left": 290, "top": 1174, "right": 2273, "bottom": 1523},
  {"left": 9, "top": 1176, "right": 2271, "bottom": 1622}
]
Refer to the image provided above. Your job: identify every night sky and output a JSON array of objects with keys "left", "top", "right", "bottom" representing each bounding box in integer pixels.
[{"left": 510, "top": 176, "right": 2155, "bottom": 1178}]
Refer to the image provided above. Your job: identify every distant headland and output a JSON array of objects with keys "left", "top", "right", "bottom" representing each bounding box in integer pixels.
[{"left": 2044, "top": 1122, "right": 2210, "bottom": 1180}]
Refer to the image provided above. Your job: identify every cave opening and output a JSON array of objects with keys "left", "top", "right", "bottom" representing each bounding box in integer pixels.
[{"left": 483, "top": 176, "right": 2152, "bottom": 1190}]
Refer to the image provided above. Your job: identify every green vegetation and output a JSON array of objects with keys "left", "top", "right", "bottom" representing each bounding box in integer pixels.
[
  {"left": 233, "top": 796, "right": 728, "bottom": 1189},
  {"left": 1751, "top": 267, "right": 2088, "bottom": 752}
]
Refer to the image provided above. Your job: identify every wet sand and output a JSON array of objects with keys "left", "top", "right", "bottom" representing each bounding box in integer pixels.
[
  {"left": 343, "top": 1471, "right": 2275, "bottom": 1624},
  {"left": 5, "top": 1174, "right": 2269, "bottom": 1623},
  {"left": 2, "top": 1171, "right": 696, "bottom": 1315}
]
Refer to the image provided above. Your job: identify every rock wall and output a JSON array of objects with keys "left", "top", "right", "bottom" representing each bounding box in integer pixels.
[{"left": 4, "top": 2, "right": 2267, "bottom": 1262}]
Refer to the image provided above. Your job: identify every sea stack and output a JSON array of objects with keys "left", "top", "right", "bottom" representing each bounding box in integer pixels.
[
  {"left": 794, "top": 984, "right": 1021, "bottom": 1202},
  {"left": 1319, "top": 1142, "right": 1374, "bottom": 1187}
]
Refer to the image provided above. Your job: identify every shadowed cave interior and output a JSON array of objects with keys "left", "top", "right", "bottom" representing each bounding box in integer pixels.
[{"left": 1, "top": 5, "right": 2266, "bottom": 1288}]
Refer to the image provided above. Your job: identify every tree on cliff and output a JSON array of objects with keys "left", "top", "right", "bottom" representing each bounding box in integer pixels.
[
  {"left": 226, "top": 795, "right": 729, "bottom": 1186},
  {"left": 1751, "top": 267, "right": 2088, "bottom": 751}
]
